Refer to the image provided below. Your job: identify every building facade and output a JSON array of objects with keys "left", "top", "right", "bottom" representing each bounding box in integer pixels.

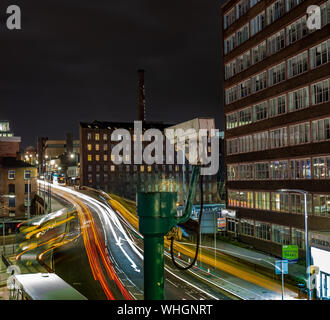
[
  {"left": 222, "top": 0, "right": 330, "bottom": 257},
  {"left": 0, "top": 157, "right": 38, "bottom": 219},
  {"left": 0, "top": 120, "right": 21, "bottom": 158},
  {"left": 79, "top": 120, "right": 221, "bottom": 204}
]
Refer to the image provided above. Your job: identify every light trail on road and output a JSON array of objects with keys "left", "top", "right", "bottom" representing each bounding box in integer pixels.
[
  {"left": 41, "top": 183, "right": 227, "bottom": 300},
  {"left": 39, "top": 182, "right": 133, "bottom": 300}
]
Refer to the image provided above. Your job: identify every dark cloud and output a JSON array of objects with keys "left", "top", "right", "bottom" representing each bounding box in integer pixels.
[{"left": 0, "top": 0, "right": 225, "bottom": 148}]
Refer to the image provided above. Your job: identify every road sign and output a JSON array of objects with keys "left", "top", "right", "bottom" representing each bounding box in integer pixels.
[
  {"left": 275, "top": 260, "right": 288, "bottom": 275},
  {"left": 217, "top": 217, "right": 226, "bottom": 231},
  {"left": 282, "top": 245, "right": 299, "bottom": 261}
]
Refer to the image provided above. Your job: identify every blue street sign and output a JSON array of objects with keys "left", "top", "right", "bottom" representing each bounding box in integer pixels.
[{"left": 275, "top": 260, "right": 288, "bottom": 275}]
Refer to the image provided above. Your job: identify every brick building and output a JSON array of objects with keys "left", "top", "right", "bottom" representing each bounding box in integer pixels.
[
  {"left": 222, "top": 0, "right": 330, "bottom": 257},
  {"left": 79, "top": 120, "right": 221, "bottom": 204},
  {"left": 0, "top": 157, "right": 38, "bottom": 219}
]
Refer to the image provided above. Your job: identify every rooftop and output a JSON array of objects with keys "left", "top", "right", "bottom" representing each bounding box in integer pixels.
[
  {"left": 80, "top": 120, "right": 177, "bottom": 131},
  {"left": 0, "top": 157, "right": 35, "bottom": 169}
]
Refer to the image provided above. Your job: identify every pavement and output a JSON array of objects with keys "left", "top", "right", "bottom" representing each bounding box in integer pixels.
[{"left": 198, "top": 237, "right": 306, "bottom": 284}]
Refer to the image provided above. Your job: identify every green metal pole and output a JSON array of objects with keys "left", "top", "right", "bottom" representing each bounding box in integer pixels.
[
  {"left": 137, "top": 192, "right": 177, "bottom": 300},
  {"left": 137, "top": 167, "right": 201, "bottom": 300},
  {"left": 143, "top": 235, "right": 164, "bottom": 300}
]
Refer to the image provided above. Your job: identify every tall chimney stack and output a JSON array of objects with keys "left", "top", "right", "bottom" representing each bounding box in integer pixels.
[{"left": 138, "top": 69, "right": 146, "bottom": 121}]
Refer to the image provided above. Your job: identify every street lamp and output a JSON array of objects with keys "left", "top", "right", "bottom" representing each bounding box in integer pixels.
[
  {"left": 0, "top": 194, "right": 16, "bottom": 254},
  {"left": 27, "top": 174, "right": 38, "bottom": 220},
  {"left": 277, "top": 188, "right": 312, "bottom": 300}
]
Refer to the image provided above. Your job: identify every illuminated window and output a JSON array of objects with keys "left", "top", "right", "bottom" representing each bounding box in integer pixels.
[
  {"left": 104, "top": 155, "right": 108, "bottom": 161},
  {"left": 95, "top": 155, "right": 100, "bottom": 161},
  {"left": 226, "top": 112, "right": 238, "bottom": 130},
  {"left": 95, "top": 133, "right": 100, "bottom": 141},
  {"left": 255, "top": 192, "right": 270, "bottom": 210},
  {"left": 140, "top": 166, "right": 145, "bottom": 172},
  {"left": 87, "top": 144, "right": 92, "bottom": 151},
  {"left": 103, "top": 134, "right": 107, "bottom": 141},
  {"left": 238, "top": 107, "right": 252, "bottom": 126},
  {"left": 147, "top": 166, "right": 152, "bottom": 172},
  {"left": 271, "top": 192, "right": 289, "bottom": 212},
  {"left": 290, "top": 158, "right": 311, "bottom": 179},
  {"left": 88, "top": 155, "right": 92, "bottom": 161},
  {"left": 87, "top": 133, "right": 92, "bottom": 140},
  {"left": 24, "top": 170, "right": 31, "bottom": 180},
  {"left": 8, "top": 170, "right": 15, "bottom": 180},
  {"left": 111, "top": 165, "right": 115, "bottom": 172}
]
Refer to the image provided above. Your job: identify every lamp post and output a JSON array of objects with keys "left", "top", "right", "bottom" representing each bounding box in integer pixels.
[
  {"left": 27, "top": 174, "right": 38, "bottom": 220},
  {"left": 277, "top": 188, "right": 312, "bottom": 300},
  {"left": 0, "top": 195, "right": 14, "bottom": 255}
]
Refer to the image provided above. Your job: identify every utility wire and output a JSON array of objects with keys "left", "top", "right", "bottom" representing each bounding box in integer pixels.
[{"left": 170, "top": 174, "right": 204, "bottom": 270}]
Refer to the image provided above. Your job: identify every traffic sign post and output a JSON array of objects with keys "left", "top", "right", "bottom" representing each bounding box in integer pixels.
[
  {"left": 282, "top": 245, "right": 299, "bottom": 262},
  {"left": 275, "top": 259, "right": 288, "bottom": 300}
]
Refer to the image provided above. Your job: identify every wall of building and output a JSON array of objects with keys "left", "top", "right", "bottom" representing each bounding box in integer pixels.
[
  {"left": 222, "top": 0, "right": 330, "bottom": 256},
  {"left": 0, "top": 166, "right": 37, "bottom": 218}
]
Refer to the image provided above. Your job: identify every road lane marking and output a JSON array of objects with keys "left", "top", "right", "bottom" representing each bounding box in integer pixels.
[{"left": 166, "top": 278, "right": 178, "bottom": 288}]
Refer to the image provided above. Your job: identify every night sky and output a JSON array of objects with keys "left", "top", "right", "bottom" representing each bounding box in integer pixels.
[{"left": 0, "top": 0, "right": 225, "bottom": 148}]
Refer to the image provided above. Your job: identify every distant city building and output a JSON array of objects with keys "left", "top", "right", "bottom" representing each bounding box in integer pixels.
[
  {"left": 0, "top": 120, "right": 21, "bottom": 158},
  {"left": 37, "top": 134, "right": 79, "bottom": 184},
  {"left": 44, "top": 138, "right": 79, "bottom": 159},
  {"left": 222, "top": 0, "right": 330, "bottom": 257},
  {"left": 22, "top": 146, "right": 37, "bottom": 166}
]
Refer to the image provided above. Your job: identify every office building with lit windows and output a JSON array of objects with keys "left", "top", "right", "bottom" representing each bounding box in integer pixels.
[
  {"left": 79, "top": 120, "right": 221, "bottom": 204},
  {"left": 222, "top": 0, "right": 330, "bottom": 257}
]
